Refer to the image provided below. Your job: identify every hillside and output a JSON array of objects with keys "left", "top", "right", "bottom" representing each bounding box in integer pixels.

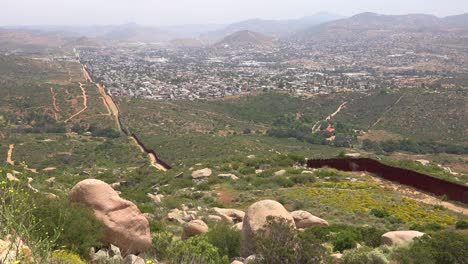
[
  {"left": 215, "top": 30, "right": 275, "bottom": 48},
  {"left": 0, "top": 51, "right": 467, "bottom": 264},
  {"left": 202, "top": 12, "right": 343, "bottom": 42},
  {"left": 297, "top": 12, "right": 468, "bottom": 41}
]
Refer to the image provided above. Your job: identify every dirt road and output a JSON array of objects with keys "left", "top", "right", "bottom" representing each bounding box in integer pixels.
[
  {"left": 64, "top": 82, "right": 88, "bottom": 122},
  {"left": 7, "top": 144, "right": 14, "bottom": 165},
  {"left": 50, "top": 87, "right": 60, "bottom": 120},
  {"left": 312, "top": 101, "right": 347, "bottom": 132}
]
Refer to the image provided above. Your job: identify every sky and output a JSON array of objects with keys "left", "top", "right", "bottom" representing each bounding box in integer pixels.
[{"left": 2, "top": 0, "right": 468, "bottom": 26}]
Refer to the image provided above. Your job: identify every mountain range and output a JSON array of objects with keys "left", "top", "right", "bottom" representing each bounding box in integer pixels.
[{"left": 1, "top": 12, "right": 467, "bottom": 48}]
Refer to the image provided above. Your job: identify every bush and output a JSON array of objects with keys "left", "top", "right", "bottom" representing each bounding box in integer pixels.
[
  {"left": 49, "top": 250, "right": 87, "bottom": 264},
  {"left": 358, "top": 227, "right": 386, "bottom": 248},
  {"left": 370, "top": 208, "right": 390, "bottom": 218},
  {"left": 149, "top": 231, "right": 174, "bottom": 261},
  {"left": 342, "top": 247, "right": 388, "bottom": 264},
  {"left": 333, "top": 231, "right": 359, "bottom": 252},
  {"left": 31, "top": 194, "right": 104, "bottom": 257},
  {"left": 167, "top": 236, "right": 229, "bottom": 264},
  {"left": 239, "top": 167, "right": 256, "bottom": 175},
  {"left": 391, "top": 231, "right": 468, "bottom": 264},
  {"left": 254, "top": 217, "right": 328, "bottom": 264},
  {"left": 205, "top": 224, "right": 241, "bottom": 259},
  {"left": 455, "top": 220, "right": 468, "bottom": 229}
]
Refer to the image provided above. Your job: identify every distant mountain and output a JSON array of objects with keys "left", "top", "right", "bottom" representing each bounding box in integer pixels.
[
  {"left": 215, "top": 30, "right": 275, "bottom": 48},
  {"left": 297, "top": 12, "right": 468, "bottom": 40},
  {"left": 444, "top": 13, "right": 468, "bottom": 28},
  {"left": 202, "top": 12, "right": 344, "bottom": 42},
  {"left": 169, "top": 38, "right": 204, "bottom": 48},
  {"left": 102, "top": 23, "right": 172, "bottom": 43}
]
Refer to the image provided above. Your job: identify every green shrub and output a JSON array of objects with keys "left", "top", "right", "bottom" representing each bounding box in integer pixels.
[
  {"left": 254, "top": 217, "right": 328, "bottom": 264},
  {"left": 342, "top": 246, "right": 388, "bottom": 264},
  {"left": 391, "top": 231, "right": 468, "bottom": 264},
  {"left": 205, "top": 224, "right": 241, "bottom": 259},
  {"left": 358, "top": 227, "right": 386, "bottom": 248},
  {"left": 239, "top": 167, "right": 256, "bottom": 175},
  {"left": 455, "top": 220, "right": 468, "bottom": 229},
  {"left": 409, "top": 223, "right": 443, "bottom": 232},
  {"left": 31, "top": 194, "right": 104, "bottom": 257},
  {"left": 167, "top": 236, "right": 229, "bottom": 264},
  {"left": 149, "top": 231, "right": 174, "bottom": 260},
  {"left": 333, "top": 231, "right": 359, "bottom": 252},
  {"left": 370, "top": 208, "right": 390, "bottom": 218}
]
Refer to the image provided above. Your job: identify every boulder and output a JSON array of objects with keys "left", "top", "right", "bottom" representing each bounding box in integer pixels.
[
  {"left": 6, "top": 172, "right": 19, "bottom": 182},
  {"left": 69, "top": 179, "right": 151, "bottom": 255},
  {"left": 218, "top": 173, "right": 240, "bottom": 180},
  {"left": 290, "top": 210, "right": 328, "bottom": 228},
  {"left": 124, "top": 254, "right": 145, "bottom": 264},
  {"left": 245, "top": 255, "right": 258, "bottom": 264},
  {"left": 241, "top": 200, "right": 295, "bottom": 257},
  {"left": 0, "top": 236, "right": 32, "bottom": 263},
  {"left": 274, "top": 170, "right": 286, "bottom": 176},
  {"left": 191, "top": 168, "right": 212, "bottom": 179},
  {"left": 167, "top": 208, "right": 186, "bottom": 224},
  {"left": 382, "top": 231, "right": 425, "bottom": 246},
  {"left": 182, "top": 220, "right": 209, "bottom": 240},
  {"left": 147, "top": 193, "right": 164, "bottom": 204},
  {"left": 214, "top": 207, "right": 245, "bottom": 223},
  {"left": 207, "top": 215, "right": 223, "bottom": 222},
  {"left": 233, "top": 222, "right": 243, "bottom": 231}
]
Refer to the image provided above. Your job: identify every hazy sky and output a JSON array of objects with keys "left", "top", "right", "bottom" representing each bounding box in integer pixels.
[{"left": 2, "top": 0, "right": 468, "bottom": 26}]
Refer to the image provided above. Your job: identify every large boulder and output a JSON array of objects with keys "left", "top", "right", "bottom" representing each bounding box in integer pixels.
[
  {"left": 182, "top": 220, "right": 209, "bottom": 240},
  {"left": 191, "top": 168, "right": 212, "bottom": 179},
  {"left": 241, "top": 200, "right": 295, "bottom": 257},
  {"left": 382, "top": 231, "right": 425, "bottom": 246},
  {"left": 290, "top": 210, "right": 328, "bottom": 228},
  {"left": 69, "top": 179, "right": 151, "bottom": 255}
]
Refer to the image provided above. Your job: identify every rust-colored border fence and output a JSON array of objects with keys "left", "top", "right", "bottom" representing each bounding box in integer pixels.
[
  {"left": 306, "top": 158, "right": 468, "bottom": 204},
  {"left": 131, "top": 134, "right": 172, "bottom": 170}
]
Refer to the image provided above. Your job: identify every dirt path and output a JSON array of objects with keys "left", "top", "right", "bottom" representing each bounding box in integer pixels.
[
  {"left": 371, "top": 96, "right": 403, "bottom": 128},
  {"left": 312, "top": 101, "right": 347, "bottom": 132},
  {"left": 50, "top": 87, "right": 60, "bottom": 120},
  {"left": 7, "top": 144, "right": 14, "bottom": 165},
  {"left": 64, "top": 82, "right": 88, "bottom": 123},
  {"left": 100, "top": 97, "right": 112, "bottom": 116},
  {"left": 96, "top": 83, "right": 121, "bottom": 131}
]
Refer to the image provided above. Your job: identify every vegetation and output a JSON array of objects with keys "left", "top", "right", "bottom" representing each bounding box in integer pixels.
[
  {"left": 253, "top": 217, "right": 329, "bottom": 264},
  {"left": 167, "top": 236, "right": 229, "bottom": 264},
  {"left": 391, "top": 232, "right": 468, "bottom": 264}
]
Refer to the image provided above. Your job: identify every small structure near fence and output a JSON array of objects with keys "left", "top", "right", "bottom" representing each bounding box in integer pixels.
[{"left": 307, "top": 158, "right": 468, "bottom": 204}]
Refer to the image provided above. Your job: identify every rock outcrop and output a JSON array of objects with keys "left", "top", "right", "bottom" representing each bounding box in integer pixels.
[
  {"left": 382, "top": 231, "right": 425, "bottom": 246},
  {"left": 290, "top": 210, "right": 329, "bottom": 228},
  {"left": 182, "top": 220, "right": 209, "bottom": 240},
  {"left": 69, "top": 179, "right": 151, "bottom": 255},
  {"left": 241, "top": 200, "right": 295, "bottom": 257},
  {"left": 214, "top": 207, "right": 245, "bottom": 223},
  {"left": 191, "top": 168, "right": 212, "bottom": 179}
]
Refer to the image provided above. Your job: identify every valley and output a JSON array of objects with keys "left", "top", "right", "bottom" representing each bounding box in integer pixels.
[{"left": 0, "top": 9, "right": 467, "bottom": 264}]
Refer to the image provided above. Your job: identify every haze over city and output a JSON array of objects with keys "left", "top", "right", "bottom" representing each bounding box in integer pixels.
[{"left": 2, "top": 0, "right": 468, "bottom": 26}]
